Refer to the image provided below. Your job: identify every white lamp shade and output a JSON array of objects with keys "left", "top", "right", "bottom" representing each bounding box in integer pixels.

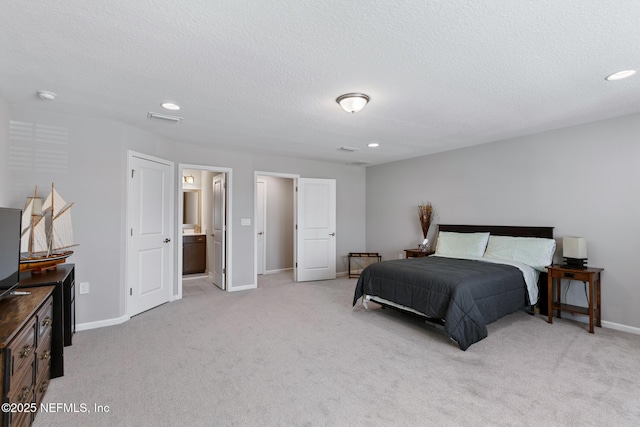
[
  {"left": 563, "top": 237, "right": 587, "bottom": 259},
  {"left": 336, "top": 93, "right": 369, "bottom": 113}
]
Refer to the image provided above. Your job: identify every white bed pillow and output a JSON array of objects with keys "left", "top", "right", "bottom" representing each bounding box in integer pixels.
[
  {"left": 483, "top": 235, "right": 556, "bottom": 271},
  {"left": 434, "top": 232, "right": 490, "bottom": 258}
]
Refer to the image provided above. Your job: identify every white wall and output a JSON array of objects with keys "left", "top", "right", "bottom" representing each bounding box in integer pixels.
[
  {"left": 2, "top": 104, "right": 367, "bottom": 326},
  {"left": 366, "top": 112, "right": 640, "bottom": 330}
]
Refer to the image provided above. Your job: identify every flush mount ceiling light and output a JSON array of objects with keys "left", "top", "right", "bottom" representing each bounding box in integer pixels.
[
  {"left": 336, "top": 93, "right": 370, "bottom": 113},
  {"left": 36, "top": 90, "right": 56, "bottom": 101},
  {"left": 605, "top": 70, "right": 637, "bottom": 81},
  {"left": 161, "top": 102, "right": 181, "bottom": 111}
]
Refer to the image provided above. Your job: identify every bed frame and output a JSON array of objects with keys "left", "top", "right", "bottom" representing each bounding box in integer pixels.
[{"left": 438, "top": 224, "right": 554, "bottom": 239}]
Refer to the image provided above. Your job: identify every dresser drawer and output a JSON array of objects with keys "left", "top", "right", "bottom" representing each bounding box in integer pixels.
[
  {"left": 36, "top": 297, "right": 53, "bottom": 349},
  {"left": 550, "top": 269, "right": 591, "bottom": 281},
  {"left": 7, "top": 356, "right": 34, "bottom": 406},
  {"left": 35, "top": 358, "right": 50, "bottom": 408},
  {"left": 8, "top": 319, "right": 37, "bottom": 381},
  {"left": 35, "top": 332, "right": 51, "bottom": 379}
]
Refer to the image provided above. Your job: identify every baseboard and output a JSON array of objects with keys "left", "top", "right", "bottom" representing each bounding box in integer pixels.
[
  {"left": 76, "top": 314, "right": 130, "bottom": 331},
  {"left": 601, "top": 320, "right": 640, "bottom": 335},
  {"left": 264, "top": 267, "right": 293, "bottom": 275},
  {"left": 228, "top": 284, "right": 256, "bottom": 292},
  {"left": 559, "top": 312, "right": 640, "bottom": 335}
]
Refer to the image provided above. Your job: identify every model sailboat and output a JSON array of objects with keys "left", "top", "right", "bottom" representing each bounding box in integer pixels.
[{"left": 20, "top": 183, "right": 77, "bottom": 273}]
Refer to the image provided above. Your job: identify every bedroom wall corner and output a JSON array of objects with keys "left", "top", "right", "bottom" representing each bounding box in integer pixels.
[{"left": 365, "top": 112, "right": 640, "bottom": 331}]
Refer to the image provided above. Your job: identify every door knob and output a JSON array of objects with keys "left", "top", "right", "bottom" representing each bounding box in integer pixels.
[
  {"left": 164, "top": 238, "right": 171, "bottom": 243},
  {"left": 329, "top": 232, "right": 335, "bottom": 236},
  {"left": 258, "top": 232, "right": 264, "bottom": 235}
]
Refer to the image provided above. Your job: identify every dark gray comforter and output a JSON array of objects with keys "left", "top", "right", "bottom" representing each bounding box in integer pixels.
[{"left": 352, "top": 256, "right": 527, "bottom": 350}]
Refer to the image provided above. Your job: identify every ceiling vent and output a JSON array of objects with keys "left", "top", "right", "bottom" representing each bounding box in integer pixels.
[
  {"left": 337, "top": 146, "right": 360, "bottom": 152},
  {"left": 350, "top": 160, "right": 372, "bottom": 166},
  {"left": 147, "top": 112, "right": 183, "bottom": 124}
]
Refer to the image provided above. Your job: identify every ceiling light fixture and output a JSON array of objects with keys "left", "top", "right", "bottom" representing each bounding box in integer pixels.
[
  {"left": 605, "top": 70, "right": 637, "bottom": 81},
  {"left": 161, "top": 102, "right": 181, "bottom": 111},
  {"left": 36, "top": 90, "right": 56, "bottom": 101},
  {"left": 336, "top": 93, "right": 370, "bottom": 113}
]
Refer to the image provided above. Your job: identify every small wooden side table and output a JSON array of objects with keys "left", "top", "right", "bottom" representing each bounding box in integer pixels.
[
  {"left": 547, "top": 265, "right": 604, "bottom": 333},
  {"left": 404, "top": 249, "right": 435, "bottom": 258}
]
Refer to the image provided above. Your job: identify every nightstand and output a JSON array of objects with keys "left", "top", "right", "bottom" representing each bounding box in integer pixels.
[
  {"left": 404, "top": 249, "right": 435, "bottom": 258},
  {"left": 547, "top": 265, "right": 604, "bottom": 333}
]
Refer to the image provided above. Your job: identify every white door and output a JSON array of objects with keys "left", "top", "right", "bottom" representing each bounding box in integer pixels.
[
  {"left": 128, "top": 153, "right": 174, "bottom": 316},
  {"left": 295, "top": 178, "right": 336, "bottom": 282},
  {"left": 256, "top": 179, "right": 266, "bottom": 275},
  {"left": 211, "top": 173, "right": 226, "bottom": 289}
]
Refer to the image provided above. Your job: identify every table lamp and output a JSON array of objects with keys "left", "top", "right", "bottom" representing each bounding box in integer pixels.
[{"left": 563, "top": 237, "right": 587, "bottom": 268}]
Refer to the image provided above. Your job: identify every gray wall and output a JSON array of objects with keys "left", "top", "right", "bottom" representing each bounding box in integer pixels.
[
  {"left": 1, "top": 104, "right": 367, "bottom": 327},
  {"left": 366, "top": 113, "right": 640, "bottom": 331},
  {"left": 259, "top": 175, "right": 294, "bottom": 272},
  {"left": 0, "top": 99, "right": 8, "bottom": 206}
]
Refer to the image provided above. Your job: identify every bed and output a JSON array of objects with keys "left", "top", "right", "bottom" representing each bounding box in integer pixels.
[{"left": 352, "top": 224, "right": 555, "bottom": 350}]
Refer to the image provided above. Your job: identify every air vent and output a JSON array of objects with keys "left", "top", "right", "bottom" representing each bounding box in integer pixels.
[
  {"left": 350, "top": 160, "right": 372, "bottom": 166},
  {"left": 337, "top": 146, "right": 360, "bottom": 152},
  {"left": 147, "top": 112, "right": 183, "bottom": 124}
]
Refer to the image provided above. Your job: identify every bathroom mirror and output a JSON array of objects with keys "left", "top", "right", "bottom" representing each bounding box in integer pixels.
[{"left": 183, "top": 190, "right": 201, "bottom": 227}]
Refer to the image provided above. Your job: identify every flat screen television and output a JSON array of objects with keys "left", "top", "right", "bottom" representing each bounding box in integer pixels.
[{"left": 0, "top": 207, "right": 22, "bottom": 298}]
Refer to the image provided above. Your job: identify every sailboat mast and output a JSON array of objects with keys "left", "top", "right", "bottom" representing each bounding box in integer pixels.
[
  {"left": 48, "top": 182, "right": 54, "bottom": 255},
  {"left": 29, "top": 185, "right": 38, "bottom": 257}
]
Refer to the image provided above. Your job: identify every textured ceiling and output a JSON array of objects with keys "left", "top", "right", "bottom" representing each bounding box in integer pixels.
[{"left": 2, "top": 1, "right": 639, "bottom": 166}]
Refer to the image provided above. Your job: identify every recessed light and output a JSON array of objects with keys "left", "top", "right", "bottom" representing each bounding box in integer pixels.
[
  {"left": 161, "top": 102, "right": 181, "bottom": 111},
  {"left": 367, "top": 142, "right": 379, "bottom": 148},
  {"left": 36, "top": 90, "right": 56, "bottom": 101},
  {"left": 605, "top": 70, "right": 637, "bottom": 81}
]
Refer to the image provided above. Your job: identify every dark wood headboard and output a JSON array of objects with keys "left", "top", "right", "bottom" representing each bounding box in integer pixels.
[{"left": 438, "top": 224, "right": 554, "bottom": 239}]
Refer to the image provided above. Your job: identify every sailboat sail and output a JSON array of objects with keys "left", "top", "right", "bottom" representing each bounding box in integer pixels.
[
  {"left": 32, "top": 216, "right": 49, "bottom": 254},
  {"left": 42, "top": 188, "right": 66, "bottom": 217},
  {"left": 52, "top": 204, "right": 75, "bottom": 251},
  {"left": 21, "top": 198, "right": 33, "bottom": 235}
]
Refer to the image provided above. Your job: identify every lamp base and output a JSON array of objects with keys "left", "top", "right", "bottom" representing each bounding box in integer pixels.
[{"left": 562, "top": 257, "right": 587, "bottom": 269}]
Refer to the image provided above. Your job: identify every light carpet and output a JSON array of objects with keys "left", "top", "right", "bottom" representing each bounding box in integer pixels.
[{"left": 33, "top": 272, "right": 640, "bottom": 427}]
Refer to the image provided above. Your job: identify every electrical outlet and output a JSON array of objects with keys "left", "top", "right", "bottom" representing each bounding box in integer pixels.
[
  {"left": 398, "top": 252, "right": 404, "bottom": 259},
  {"left": 79, "top": 282, "right": 89, "bottom": 294}
]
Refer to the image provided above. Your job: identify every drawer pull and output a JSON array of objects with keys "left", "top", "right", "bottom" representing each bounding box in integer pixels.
[
  {"left": 563, "top": 272, "right": 575, "bottom": 278},
  {"left": 19, "top": 345, "right": 33, "bottom": 358},
  {"left": 39, "top": 380, "right": 49, "bottom": 393},
  {"left": 18, "top": 386, "right": 32, "bottom": 402},
  {"left": 41, "top": 316, "right": 52, "bottom": 327},
  {"left": 40, "top": 350, "right": 51, "bottom": 360}
]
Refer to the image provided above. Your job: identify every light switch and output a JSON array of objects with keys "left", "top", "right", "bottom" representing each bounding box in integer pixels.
[{"left": 241, "top": 218, "right": 251, "bottom": 226}]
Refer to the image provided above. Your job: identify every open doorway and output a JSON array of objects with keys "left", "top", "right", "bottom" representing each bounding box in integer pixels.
[
  {"left": 179, "top": 164, "right": 232, "bottom": 298},
  {"left": 255, "top": 173, "right": 296, "bottom": 286}
]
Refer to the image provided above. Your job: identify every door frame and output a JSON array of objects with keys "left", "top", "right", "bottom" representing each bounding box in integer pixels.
[
  {"left": 253, "top": 171, "right": 299, "bottom": 286},
  {"left": 125, "top": 150, "right": 175, "bottom": 317},
  {"left": 256, "top": 178, "right": 267, "bottom": 275},
  {"left": 178, "top": 164, "right": 233, "bottom": 298}
]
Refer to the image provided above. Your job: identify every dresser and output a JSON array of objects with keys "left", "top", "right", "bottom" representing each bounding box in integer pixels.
[
  {"left": 0, "top": 286, "right": 54, "bottom": 427},
  {"left": 19, "top": 264, "right": 75, "bottom": 378}
]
